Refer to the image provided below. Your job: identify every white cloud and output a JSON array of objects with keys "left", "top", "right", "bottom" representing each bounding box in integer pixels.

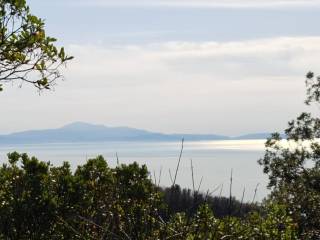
[
  {"left": 1, "top": 36, "right": 319, "bottom": 135},
  {"left": 67, "top": 36, "right": 320, "bottom": 85}
]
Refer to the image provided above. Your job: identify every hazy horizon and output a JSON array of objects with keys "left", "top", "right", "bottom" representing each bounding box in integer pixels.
[{"left": 0, "top": 121, "right": 276, "bottom": 137}]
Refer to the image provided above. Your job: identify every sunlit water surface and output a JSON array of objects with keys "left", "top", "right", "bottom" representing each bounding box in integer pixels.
[{"left": 0, "top": 140, "right": 268, "bottom": 201}]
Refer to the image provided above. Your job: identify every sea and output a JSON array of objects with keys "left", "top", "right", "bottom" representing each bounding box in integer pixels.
[{"left": 0, "top": 140, "right": 269, "bottom": 202}]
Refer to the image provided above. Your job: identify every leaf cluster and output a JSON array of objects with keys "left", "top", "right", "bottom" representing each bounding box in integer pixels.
[
  {"left": 259, "top": 72, "right": 320, "bottom": 238},
  {"left": 0, "top": 0, "right": 73, "bottom": 91}
]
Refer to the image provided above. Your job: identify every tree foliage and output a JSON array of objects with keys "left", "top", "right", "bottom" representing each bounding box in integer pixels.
[
  {"left": 0, "top": 153, "right": 298, "bottom": 239},
  {"left": 0, "top": 0, "right": 72, "bottom": 91},
  {"left": 259, "top": 72, "right": 320, "bottom": 238},
  {"left": 161, "top": 184, "right": 258, "bottom": 219}
]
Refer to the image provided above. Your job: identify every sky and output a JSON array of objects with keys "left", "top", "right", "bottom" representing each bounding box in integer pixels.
[{"left": 1, "top": 0, "right": 320, "bottom": 136}]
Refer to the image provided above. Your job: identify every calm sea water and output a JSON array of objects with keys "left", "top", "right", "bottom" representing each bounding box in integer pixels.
[{"left": 0, "top": 140, "right": 269, "bottom": 201}]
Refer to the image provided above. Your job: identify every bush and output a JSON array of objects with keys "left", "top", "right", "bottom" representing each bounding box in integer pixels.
[{"left": 0, "top": 152, "right": 299, "bottom": 239}]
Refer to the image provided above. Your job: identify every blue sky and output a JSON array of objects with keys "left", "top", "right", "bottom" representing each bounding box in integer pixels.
[
  {"left": 1, "top": 0, "right": 320, "bottom": 135},
  {"left": 29, "top": 0, "right": 320, "bottom": 44}
]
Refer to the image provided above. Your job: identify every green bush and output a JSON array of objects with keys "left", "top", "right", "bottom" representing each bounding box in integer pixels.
[{"left": 0, "top": 152, "right": 299, "bottom": 239}]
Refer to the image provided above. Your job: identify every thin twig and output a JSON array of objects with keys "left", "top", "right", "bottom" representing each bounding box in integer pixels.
[
  {"left": 168, "top": 169, "right": 174, "bottom": 185},
  {"left": 116, "top": 152, "right": 119, "bottom": 166},
  {"left": 190, "top": 158, "right": 195, "bottom": 194},
  {"left": 219, "top": 183, "right": 224, "bottom": 198},
  {"left": 158, "top": 166, "right": 163, "bottom": 187},
  {"left": 252, "top": 183, "right": 260, "bottom": 204},
  {"left": 209, "top": 184, "right": 222, "bottom": 196},
  {"left": 173, "top": 138, "right": 184, "bottom": 186},
  {"left": 197, "top": 176, "right": 203, "bottom": 193},
  {"left": 239, "top": 187, "right": 246, "bottom": 214},
  {"left": 204, "top": 189, "right": 210, "bottom": 202}
]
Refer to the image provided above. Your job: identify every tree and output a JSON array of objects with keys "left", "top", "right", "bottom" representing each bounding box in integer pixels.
[
  {"left": 259, "top": 72, "right": 320, "bottom": 238},
  {"left": 0, "top": 153, "right": 166, "bottom": 239},
  {"left": 0, "top": 0, "right": 72, "bottom": 91}
]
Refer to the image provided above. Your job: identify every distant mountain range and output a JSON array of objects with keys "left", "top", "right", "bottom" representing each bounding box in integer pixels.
[{"left": 0, "top": 122, "right": 274, "bottom": 144}]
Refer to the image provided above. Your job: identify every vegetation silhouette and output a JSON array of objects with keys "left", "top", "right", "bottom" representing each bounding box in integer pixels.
[
  {"left": 0, "top": 0, "right": 72, "bottom": 91},
  {"left": 0, "top": 153, "right": 298, "bottom": 239},
  {"left": 259, "top": 72, "right": 320, "bottom": 238}
]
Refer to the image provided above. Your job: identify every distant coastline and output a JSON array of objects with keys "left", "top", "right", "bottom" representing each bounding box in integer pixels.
[{"left": 0, "top": 122, "right": 278, "bottom": 144}]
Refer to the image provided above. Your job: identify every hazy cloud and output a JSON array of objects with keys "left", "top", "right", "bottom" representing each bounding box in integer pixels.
[
  {"left": 67, "top": 37, "right": 320, "bottom": 84},
  {"left": 73, "top": 0, "right": 320, "bottom": 8},
  {"left": 1, "top": 37, "right": 317, "bottom": 135}
]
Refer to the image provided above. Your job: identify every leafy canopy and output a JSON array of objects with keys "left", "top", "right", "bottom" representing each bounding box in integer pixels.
[
  {"left": 0, "top": 153, "right": 298, "bottom": 239},
  {"left": 259, "top": 72, "right": 320, "bottom": 238},
  {"left": 0, "top": 0, "right": 73, "bottom": 91}
]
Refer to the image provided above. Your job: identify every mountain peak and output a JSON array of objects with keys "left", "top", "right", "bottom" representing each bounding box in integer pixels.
[{"left": 61, "top": 122, "right": 106, "bottom": 130}]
